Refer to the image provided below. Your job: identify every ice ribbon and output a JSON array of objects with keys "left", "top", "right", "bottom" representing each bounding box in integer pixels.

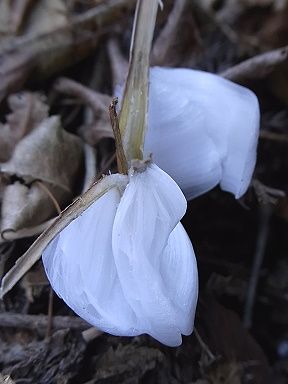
[
  {"left": 144, "top": 67, "right": 260, "bottom": 200},
  {"left": 42, "top": 163, "right": 198, "bottom": 347}
]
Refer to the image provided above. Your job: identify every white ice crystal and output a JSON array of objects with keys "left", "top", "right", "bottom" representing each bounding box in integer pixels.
[
  {"left": 42, "top": 163, "right": 198, "bottom": 347},
  {"left": 145, "top": 67, "right": 260, "bottom": 199}
]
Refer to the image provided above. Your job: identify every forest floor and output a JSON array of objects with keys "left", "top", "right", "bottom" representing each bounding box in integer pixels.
[{"left": 1, "top": 1, "right": 288, "bottom": 383}]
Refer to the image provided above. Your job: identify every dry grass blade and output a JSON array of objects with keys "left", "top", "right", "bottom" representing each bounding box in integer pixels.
[{"left": 0, "top": 173, "right": 128, "bottom": 299}]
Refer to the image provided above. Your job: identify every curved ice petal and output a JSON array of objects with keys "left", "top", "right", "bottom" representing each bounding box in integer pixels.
[
  {"left": 160, "top": 222, "right": 198, "bottom": 336},
  {"left": 220, "top": 90, "right": 259, "bottom": 197},
  {"left": 42, "top": 187, "right": 140, "bottom": 336},
  {"left": 112, "top": 163, "right": 195, "bottom": 346},
  {"left": 145, "top": 67, "right": 259, "bottom": 199},
  {"left": 145, "top": 73, "right": 222, "bottom": 200}
]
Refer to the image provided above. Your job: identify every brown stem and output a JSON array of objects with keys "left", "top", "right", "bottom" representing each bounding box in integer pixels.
[
  {"left": 109, "top": 97, "right": 128, "bottom": 174},
  {"left": 35, "top": 181, "right": 62, "bottom": 215},
  {"left": 46, "top": 287, "right": 54, "bottom": 338}
]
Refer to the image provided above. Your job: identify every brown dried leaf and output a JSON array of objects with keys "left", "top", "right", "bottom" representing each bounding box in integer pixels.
[
  {"left": 1, "top": 116, "right": 83, "bottom": 193},
  {"left": 1, "top": 181, "right": 67, "bottom": 232},
  {"left": 0, "top": 91, "right": 48, "bottom": 162},
  {"left": 198, "top": 295, "right": 271, "bottom": 384}
]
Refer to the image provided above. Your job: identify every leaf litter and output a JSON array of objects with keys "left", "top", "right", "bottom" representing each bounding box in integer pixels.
[{"left": 1, "top": 0, "right": 288, "bottom": 383}]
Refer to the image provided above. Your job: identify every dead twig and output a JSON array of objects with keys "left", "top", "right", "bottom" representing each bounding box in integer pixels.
[
  {"left": 194, "top": 327, "right": 217, "bottom": 363},
  {"left": 260, "top": 130, "right": 288, "bottom": 144},
  {"left": 0, "top": 313, "right": 90, "bottom": 335},
  {"left": 46, "top": 288, "right": 54, "bottom": 339},
  {"left": 109, "top": 98, "right": 128, "bottom": 174},
  {"left": 107, "top": 38, "right": 128, "bottom": 90},
  {"left": 243, "top": 204, "right": 272, "bottom": 328},
  {"left": 54, "top": 77, "right": 111, "bottom": 113},
  {"left": 151, "top": 0, "right": 187, "bottom": 65},
  {"left": 221, "top": 45, "right": 288, "bottom": 83},
  {"left": 82, "top": 327, "right": 103, "bottom": 342}
]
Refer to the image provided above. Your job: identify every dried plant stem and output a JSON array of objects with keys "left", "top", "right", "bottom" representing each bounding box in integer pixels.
[
  {"left": 107, "top": 39, "right": 128, "bottom": 90},
  {"left": 54, "top": 77, "right": 110, "bottom": 113},
  {"left": 151, "top": 0, "right": 188, "bottom": 65},
  {"left": 243, "top": 204, "right": 272, "bottom": 328},
  {"left": 46, "top": 288, "right": 54, "bottom": 338},
  {"left": 221, "top": 45, "right": 288, "bottom": 83},
  {"left": 260, "top": 130, "right": 288, "bottom": 144},
  {"left": 194, "top": 328, "right": 216, "bottom": 362},
  {"left": 0, "top": 313, "right": 90, "bottom": 334},
  {"left": 35, "top": 181, "right": 62, "bottom": 215},
  {"left": 109, "top": 98, "right": 128, "bottom": 174},
  {"left": 119, "top": 0, "right": 159, "bottom": 161}
]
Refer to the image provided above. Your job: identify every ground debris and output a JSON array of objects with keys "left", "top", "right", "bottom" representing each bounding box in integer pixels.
[{"left": 1, "top": 329, "right": 86, "bottom": 384}]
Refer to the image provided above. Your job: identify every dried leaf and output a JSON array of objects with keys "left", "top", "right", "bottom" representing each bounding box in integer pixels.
[
  {"left": 1, "top": 116, "right": 83, "bottom": 194},
  {"left": 198, "top": 295, "right": 271, "bottom": 384},
  {"left": 1, "top": 181, "right": 66, "bottom": 232},
  {"left": 0, "top": 91, "right": 48, "bottom": 162}
]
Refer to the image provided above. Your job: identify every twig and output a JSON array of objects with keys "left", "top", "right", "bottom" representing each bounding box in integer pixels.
[
  {"left": 260, "top": 130, "right": 288, "bottom": 144},
  {"left": 82, "top": 144, "right": 97, "bottom": 192},
  {"left": 35, "top": 181, "right": 62, "bottom": 216},
  {"left": 54, "top": 77, "right": 111, "bottom": 113},
  {"left": 221, "top": 45, "right": 288, "bottom": 83},
  {"left": 82, "top": 327, "right": 102, "bottom": 342},
  {"left": 252, "top": 179, "right": 285, "bottom": 205},
  {"left": 151, "top": 0, "right": 189, "bottom": 65},
  {"left": 0, "top": 313, "right": 90, "bottom": 335},
  {"left": 194, "top": 327, "right": 216, "bottom": 362},
  {"left": 243, "top": 204, "right": 272, "bottom": 328},
  {"left": 46, "top": 288, "right": 54, "bottom": 338},
  {"left": 107, "top": 38, "right": 128, "bottom": 90}
]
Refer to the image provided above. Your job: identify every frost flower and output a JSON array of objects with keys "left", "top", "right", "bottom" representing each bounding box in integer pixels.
[
  {"left": 145, "top": 67, "right": 260, "bottom": 199},
  {"left": 42, "top": 162, "right": 198, "bottom": 347}
]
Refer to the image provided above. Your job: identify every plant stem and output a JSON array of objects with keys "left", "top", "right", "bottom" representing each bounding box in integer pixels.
[
  {"left": 119, "top": 0, "right": 159, "bottom": 162},
  {"left": 109, "top": 98, "right": 128, "bottom": 174}
]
